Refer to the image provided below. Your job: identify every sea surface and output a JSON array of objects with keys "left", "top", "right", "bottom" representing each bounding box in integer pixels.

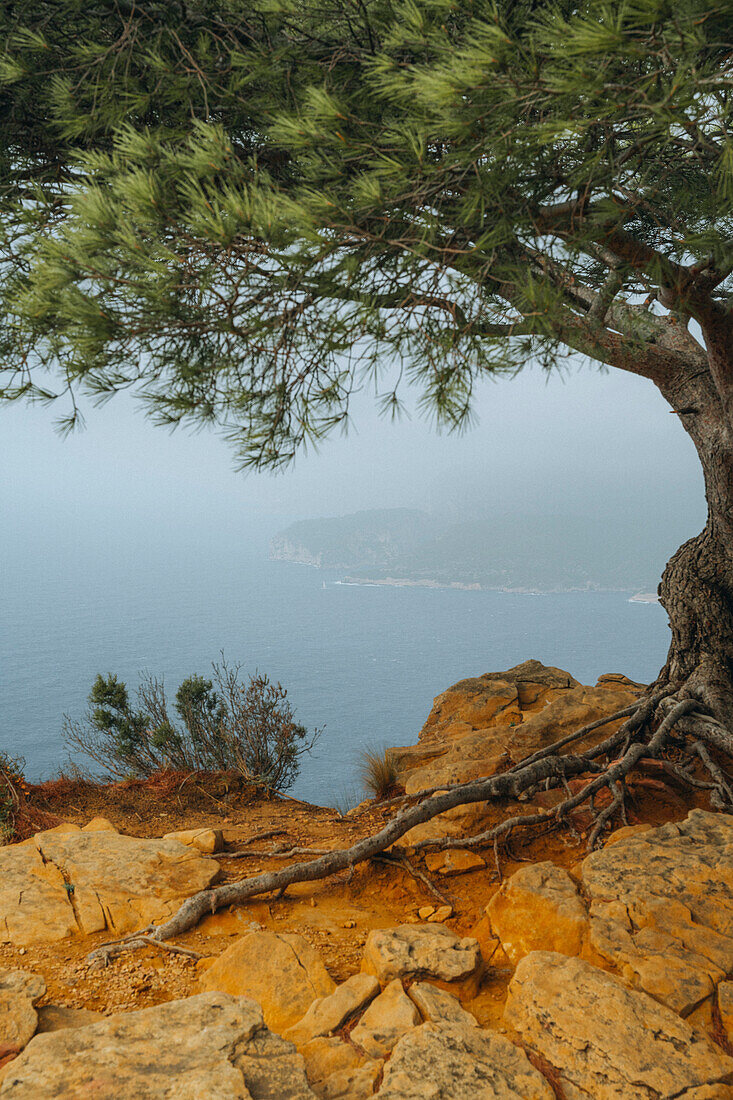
[{"left": 1, "top": 516, "right": 670, "bottom": 807}]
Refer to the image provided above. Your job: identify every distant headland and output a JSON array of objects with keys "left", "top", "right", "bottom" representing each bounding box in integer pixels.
[{"left": 269, "top": 509, "right": 667, "bottom": 594}]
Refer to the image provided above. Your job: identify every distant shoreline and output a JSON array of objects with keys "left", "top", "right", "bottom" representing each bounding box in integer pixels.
[{"left": 339, "top": 576, "right": 655, "bottom": 595}]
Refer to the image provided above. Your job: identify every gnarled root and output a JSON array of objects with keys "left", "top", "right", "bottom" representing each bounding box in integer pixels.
[{"left": 86, "top": 683, "right": 733, "bottom": 966}]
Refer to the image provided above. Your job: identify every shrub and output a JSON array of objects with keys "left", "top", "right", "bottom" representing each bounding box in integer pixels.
[
  {"left": 359, "top": 747, "right": 401, "bottom": 801},
  {"left": 0, "top": 752, "right": 25, "bottom": 843},
  {"left": 63, "top": 658, "right": 321, "bottom": 792},
  {"left": 0, "top": 752, "right": 60, "bottom": 844}
]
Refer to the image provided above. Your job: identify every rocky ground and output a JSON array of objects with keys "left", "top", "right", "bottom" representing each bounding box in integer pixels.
[{"left": 1, "top": 661, "right": 733, "bottom": 1097}]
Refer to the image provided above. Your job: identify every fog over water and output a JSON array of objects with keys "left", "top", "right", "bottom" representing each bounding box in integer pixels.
[{"left": 1, "top": 361, "right": 707, "bottom": 798}]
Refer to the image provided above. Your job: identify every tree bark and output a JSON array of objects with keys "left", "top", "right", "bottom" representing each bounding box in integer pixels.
[{"left": 655, "top": 351, "right": 733, "bottom": 720}]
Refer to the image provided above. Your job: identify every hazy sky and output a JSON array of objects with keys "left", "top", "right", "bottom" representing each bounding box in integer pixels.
[{"left": 4, "top": 358, "right": 706, "bottom": 550}]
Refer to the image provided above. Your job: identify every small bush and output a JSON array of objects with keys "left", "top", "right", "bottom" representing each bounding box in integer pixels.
[
  {"left": 0, "top": 752, "right": 25, "bottom": 843},
  {"left": 0, "top": 752, "right": 60, "bottom": 844},
  {"left": 359, "top": 747, "right": 401, "bottom": 801},
  {"left": 64, "top": 658, "right": 321, "bottom": 793}
]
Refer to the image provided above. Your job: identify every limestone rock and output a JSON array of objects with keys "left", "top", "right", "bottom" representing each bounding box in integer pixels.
[
  {"left": 407, "top": 982, "right": 478, "bottom": 1027},
  {"left": 0, "top": 995, "right": 37, "bottom": 1065},
  {"left": 424, "top": 850, "right": 486, "bottom": 876},
  {"left": 300, "top": 1036, "right": 381, "bottom": 1099},
  {"left": 284, "top": 974, "right": 379, "bottom": 1046},
  {"left": 35, "top": 1006, "right": 105, "bottom": 1033},
  {"left": 0, "top": 975, "right": 44, "bottom": 1006},
  {"left": 581, "top": 809, "right": 733, "bottom": 1014},
  {"left": 362, "top": 925, "right": 483, "bottom": 997},
  {"left": 487, "top": 861, "right": 589, "bottom": 965},
  {"left": 390, "top": 662, "right": 636, "bottom": 799},
  {"left": 374, "top": 1021, "right": 555, "bottom": 1099},
  {"left": 300, "top": 1036, "right": 364, "bottom": 1085},
  {"left": 0, "top": 971, "right": 46, "bottom": 1066},
  {"left": 81, "top": 818, "right": 118, "bottom": 833},
  {"left": 505, "top": 952, "right": 733, "bottom": 1100},
  {"left": 318, "top": 1062, "right": 382, "bottom": 1099},
  {"left": 163, "top": 827, "right": 224, "bottom": 854},
  {"left": 350, "top": 979, "right": 420, "bottom": 1058},
  {"left": 0, "top": 992, "right": 316, "bottom": 1099},
  {"left": 719, "top": 982, "right": 733, "bottom": 1043},
  {"left": 428, "top": 905, "right": 453, "bottom": 923},
  {"left": 200, "top": 930, "right": 336, "bottom": 1033},
  {"left": 0, "top": 825, "right": 220, "bottom": 946}
]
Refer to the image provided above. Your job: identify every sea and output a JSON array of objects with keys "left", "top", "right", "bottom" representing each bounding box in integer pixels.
[{"left": 1, "top": 516, "right": 670, "bottom": 808}]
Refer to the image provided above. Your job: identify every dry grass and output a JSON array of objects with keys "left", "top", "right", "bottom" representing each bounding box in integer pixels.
[
  {"left": 359, "top": 747, "right": 402, "bottom": 801},
  {"left": 0, "top": 754, "right": 61, "bottom": 843}
]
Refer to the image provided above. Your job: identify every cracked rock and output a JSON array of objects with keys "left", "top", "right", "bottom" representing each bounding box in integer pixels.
[
  {"left": 0, "top": 824, "right": 220, "bottom": 946},
  {"left": 362, "top": 924, "right": 483, "bottom": 997},
  {"left": 0, "top": 992, "right": 315, "bottom": 1099},
  {"left": 374, "top": 1021, "right": 555, "bottom": 1099},
  {"left": 200, "top": 930, "right": 336, "bottom": 1033},
  {"left": 504, "top": 951, "right": 733, "bottom": 1099}
]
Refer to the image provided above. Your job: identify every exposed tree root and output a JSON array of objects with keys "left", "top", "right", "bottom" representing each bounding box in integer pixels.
[{"left": 86, "top": 686, "right": 733, "bottom": 967}]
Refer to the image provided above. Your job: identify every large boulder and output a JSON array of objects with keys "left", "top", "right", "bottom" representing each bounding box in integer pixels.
[
  {"left": 200, "top": 930, "right": 336, "bottom": 1033},
  {"left": 486, "top": 861, "right": 589, "bottom": 965},
  {"left": 362, "top": 925, "right": 483, "bottom": 998},
  {"left": 505, "top": 952, "right": 733, "bottom": 1100},
  {"left": 0, "top": 823, "right": 220, "bottom": 946},
  {"left": 0, "top": 992, "right": 315, "bottom": 1099},
  {"left": 374, "top": 1021, "right": 555, "bottom": 1099},
  {"left": 486, "top": 810, "right": 733, "bottom": 1018}
]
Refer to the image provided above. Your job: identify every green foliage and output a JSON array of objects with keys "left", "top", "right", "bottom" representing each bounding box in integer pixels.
[
  {"left": 64, "top": 660, "right": 321, "bottom": 790},
  {"left": 0, "top": 0, "right": 731, "bottom": 464}
]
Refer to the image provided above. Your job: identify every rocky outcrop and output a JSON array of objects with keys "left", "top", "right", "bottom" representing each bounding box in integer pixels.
[
  {"left": 486, "top": 809, "right": 733, "bottom": 1018},
  {"left": 0, "top": 992, "right": 316, "bottom": 1099},
  {"left": 200, "top": 930, "right": 336, "bottom": 1033},
  {"left": 0, "top": 822, "right": 220, "bottom": 946},
  {"left": 361, "top": 924, "right": 483, "bottom": 997},
  {"left": 505, "top": 952, "right": 733, "bottom": 1099},
  {"left": 374, "top": 1021, "right": 555, "bottom": 1099},
  {"left": 390, "top": 661, "right": 641, "bottom": 840}
]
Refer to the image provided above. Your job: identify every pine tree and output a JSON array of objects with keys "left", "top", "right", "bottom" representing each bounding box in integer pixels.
[{"left": 2, "top": 0, "right": 733, "bottom": 811}]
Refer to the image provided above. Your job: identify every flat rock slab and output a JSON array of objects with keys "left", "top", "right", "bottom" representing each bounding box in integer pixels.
[
  {"left": 350, "top": 979, "right": 420, "bottom": 1058},
  {"left": 0, "top": 992, "right": 316, "bottom": 1099},
  {"left": 200, "top": 930, "right": 336, "bottom": 1033},
  {"left": 505, "top": 952, "right": 733, "bottom": 1100},
  {"left": 284, "top": 974, "right": 379, "bottom": 1047},
  {"left": 0, "top": 824, "right": 220, "bottom": 946},
  {"left": 487, "top": 810, "right": 733, "bottom": 1017},
  {"left": 374, "top": 1021, "right": 554, "bottom": 1099},
  {"left": 582, "top": 809, "right": 733, "bottom": 1014},
  {"left": 362, "top": 925, "right": 483, "bottom": 997}
]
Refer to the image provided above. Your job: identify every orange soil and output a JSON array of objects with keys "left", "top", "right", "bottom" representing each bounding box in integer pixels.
[{"left": 0, "top": 770, "right": 708, "bottom": 1029}]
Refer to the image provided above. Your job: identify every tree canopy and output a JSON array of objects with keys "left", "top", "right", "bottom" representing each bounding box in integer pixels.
[{"left": 1, "top": 0, "right": 731, "bottom": 466}]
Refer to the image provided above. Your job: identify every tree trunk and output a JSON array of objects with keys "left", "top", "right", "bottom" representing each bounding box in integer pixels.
[{"left": 656, "top": 354, "right": 733, "bottom": 720}]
